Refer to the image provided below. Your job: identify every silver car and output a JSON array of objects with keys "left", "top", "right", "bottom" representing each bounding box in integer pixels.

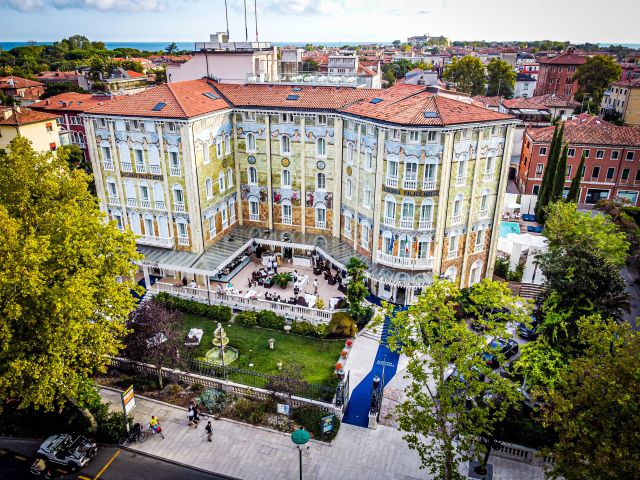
[{"left": 37, "top": 434, "right": 97, "bottom": 471}]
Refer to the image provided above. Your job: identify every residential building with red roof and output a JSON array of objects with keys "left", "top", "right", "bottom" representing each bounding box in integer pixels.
[
  {"left": 34, "top": 71, "right": 82, "bottom": 86},
  {"left": 0, "top": 76, "right": 45, "bottom": 105},
  {"left": 601, "top": 78, "right": 640, "bottom": 126},
  {"left": 518, "top": 115, "right": 640, "bottom": 206},
  {"left": 82, "top": 77, "right": 518, "bottom": 306},
  {"left": 533, "top": 49, "right": 586, "bottom": 97},
  {"left": 0, "top": 106, "right": 61, "bottom": 153}
]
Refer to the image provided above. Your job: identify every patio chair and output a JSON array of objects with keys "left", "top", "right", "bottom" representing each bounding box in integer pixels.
[
  {"left": 522, "top": 214, "right": 536, "bottom": 222},
  {"left": 527, "top": 225, "right": 543, "bottom": 233}
]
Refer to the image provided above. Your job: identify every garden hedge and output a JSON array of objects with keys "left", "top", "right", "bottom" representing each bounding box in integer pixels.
[{"left": 155, "top": 292, "right": 232, "bottom": 323}]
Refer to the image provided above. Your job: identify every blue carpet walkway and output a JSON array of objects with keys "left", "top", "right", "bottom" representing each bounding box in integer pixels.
[{"left": 342, "top": 306, "right": 405, "bottom": 427}]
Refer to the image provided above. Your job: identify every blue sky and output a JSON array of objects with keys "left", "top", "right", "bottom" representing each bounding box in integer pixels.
[{"left": 0, "top": 0, "right": 638, "bottom": 44}]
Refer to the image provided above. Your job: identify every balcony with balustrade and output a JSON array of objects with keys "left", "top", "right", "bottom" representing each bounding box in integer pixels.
[
  {"left": 376, "top": 251, "right": 434, "bottom": 270},
  {"left": 137, "top": 235, "right": 175, "bottom": 249},
  {"left": 249, "top": 213, "right": 260, "bottom": 221},
  {"left": 419, "top": 219, "right": 433, "bottom": 230},
  {"left": 455, "top": 175, "right": 466, "bottom": 187},
  {"left": 399, "top": 218, "right": 414, "bottom": 229},
  {"left": 126, "top": 198, "right": 137, "bottom": 208},
  {"left": 103, "top": 160, "right": 114, "bottom": 171},
  {"left": 155, "top": 200, "right": 166, "bottom": 210},
  {"left": 451, "top": 214, "right": 462, "bottom": 225},
  {"left": 174, "top": 202, "right": 186, "bottom": 213},
  {"left": 484, "top": 170, "right": 494, "bottom": 182},
  {"left": 385, "top": 176, "right": 399, "bottom": 188},
  {"left": 170, "top": 166, "right": 182, "bottom": 177},
  {"left": 422, "top": 179, "right": 436, "bottom": 190},
  {"left": 315, "top": 220, "right": 327, "bottom": 229},
  {"left": 140, "top": 199, "right": 151, "bottom": 209},
  {"left": 108, "top": 196, "right": 120, "bottom": 206},
  {"left": 478, "top": 209, "right": 489, "bottom": 219},
  {"left": 403, "top": 178, "right": 418, "bottom": 190},
  {"left": 178, "top": 236, "right": 189, "bottom": 246},
  {"left": 135, "top": 163, "right": 147, "bottom": 174},
  {"left": 383, "top": 216, "right": 396, "bottom": 227},
  {"left": 121, "top": 162, "right": 133, "bottom": 173},
  {"left": 149, "top": 164, "right": 162, "bottom": 175}
]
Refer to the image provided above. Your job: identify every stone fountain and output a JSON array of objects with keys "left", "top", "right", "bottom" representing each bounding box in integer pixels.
[{"left": 204, "top": 322, "right": 238, "bottom": 365}]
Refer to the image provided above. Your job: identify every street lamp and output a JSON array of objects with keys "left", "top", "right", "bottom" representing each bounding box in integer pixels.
[{"left": 291, "top": 427, "right": 310, "bottom": 480}]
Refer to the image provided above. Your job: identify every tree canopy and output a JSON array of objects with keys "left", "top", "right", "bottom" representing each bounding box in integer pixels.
[
  {"left": 574, "top": 55, "right": 622, "bottom": 104},
  {"left": 486, "top": 58, "right": 516, "bottom": 97},
  {"left": 0, "top": 137, "right": 140, "bottom": 414},
  {"left": 442, "top": 56, "right": 487, "bottom": 95}
]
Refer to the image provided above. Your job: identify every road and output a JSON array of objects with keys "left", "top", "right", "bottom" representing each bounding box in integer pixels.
[{"left": 0, "top": 438, "right": 235, "bottom": 480}]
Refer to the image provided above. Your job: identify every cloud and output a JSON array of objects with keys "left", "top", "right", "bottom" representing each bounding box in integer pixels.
[{"left": 0, "top": 0, "right": 166, "bottom": 12}]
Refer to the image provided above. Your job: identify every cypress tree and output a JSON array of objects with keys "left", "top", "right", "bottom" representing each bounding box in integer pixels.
[
  {"left": 536, "top": 123, "right": 564, "bottom": 221},
  {"left": 551, "top": 143, "right": 569, "bottom": 202},
  {"left": 566, "top": 152, "right": 586, "bottom": 203},
  {"left": 534, "top": 125, "right": 559, "bottom": 219}
]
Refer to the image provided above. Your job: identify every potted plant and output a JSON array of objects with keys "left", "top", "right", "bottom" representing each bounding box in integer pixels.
[
  {"left": 345, "top": 339, "right": 353, "bottom": 348},
  {"left": 315, "top": 297, "right": 325, "bottom": 310},
  {"left": 272, "top": 272, "right": 293, "bottom": 288}
]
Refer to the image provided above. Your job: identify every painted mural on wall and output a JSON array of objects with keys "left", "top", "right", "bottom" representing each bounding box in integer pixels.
[
  {"left": 241, "top": 184, "right": 268, "bottom": 203},
  {"left": 272, "top": 188, "right": 301, "bottom": 206},
  {"left": 306, "top": 190, "right": 333, "bottom": 209}
]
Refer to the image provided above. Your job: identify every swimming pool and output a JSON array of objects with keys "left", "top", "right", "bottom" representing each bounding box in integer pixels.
[{"left": 500, "top": 221, "right": 521, "bottom": 238}]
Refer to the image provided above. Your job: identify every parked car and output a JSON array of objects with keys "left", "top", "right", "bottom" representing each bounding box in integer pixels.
[
  {"left": 482, "top": 338, "right": 520, "bottom": 369},
  {"left": 517, "top": 315, "right": 541, "bottom": 340},
  {"left": 37, "top": 434, "right": 97, "bottom": 471}
]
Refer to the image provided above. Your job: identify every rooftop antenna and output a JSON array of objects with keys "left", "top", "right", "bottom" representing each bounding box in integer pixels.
[
  {"left": 224, "top": 0, "right": 230, "bottom": 38},
  {"left": 254, "top": 0, "right": 259, "bottom": 42},
  {"left": 243, "top": 0, "right": 249, "bottom": 42}
]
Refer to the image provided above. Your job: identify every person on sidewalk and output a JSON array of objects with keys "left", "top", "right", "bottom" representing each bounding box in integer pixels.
[
  {"left": 205, "top": 421, "right": 213, "bottom": 442},
  {"left": 313, "top": 278, "right": 318, "bottom": 295},
  {"left": 192, "top": 404, "right": 200, "bottom": 428},
  {"left": 188, "top": 401, "right": 195, "bottom": 426},
  {"left": 150, "top": 415, "right": 164, "bottom": 439}
]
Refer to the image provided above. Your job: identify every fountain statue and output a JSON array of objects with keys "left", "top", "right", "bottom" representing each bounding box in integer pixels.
[{"left": 205, "top": 323, "right": 238, "bottom": 365}]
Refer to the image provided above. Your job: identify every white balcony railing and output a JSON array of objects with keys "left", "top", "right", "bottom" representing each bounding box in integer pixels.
[
  {"left": 478, "top": 209, "right": 489, "bottom": 219},
  {"left": 140, "top": 199, "right": 151, "bottom": 209},
  {"left": 174, "top": 203, "right": 186, "bottom": 213},
  {"left": 170, "top": 166, "right": 182, "bottom": 177},
  {"left": 126, "top": 198, "right": 137, "bottom": 208},
  {"left": 419, "top": 220, "right": 433, "bottom": 229},
  {"left": 385, "top": 176, "right": 399, "bottom": 188},
  {"left": 108, "top": 196, "right": 120, "bottom": 205},
  {"left": 249, "top": 213, "right": 260, "bottom": 221},
  {"left": 149, "top": 165, "right": 162, "bottom": 175},
  {"left": 455, "top": 175, "right": 466, "bottom": 187},
  {"left": 121, "top": 162, "right": 133, "bottom": 173},
  {"left": 474, "top": 244, "right": 485, "bottom": 253},
  {"left": 282, "top": 216, "right": 292, "bottom": 225},
  {"left": 178, "top": 236, "right": 189, "bottom": 246},
  {"left": 376, "top": 251, "right": 434, "bottom": 270},
  {"left": 447, "top": 250, "right": 458, "bottom": 259},
  {"left": 155, "top": 201, "right": 166, "bottom": 210},
  {"left": 137, "top": 235, "right": 175, "bottom": 249},
  {"left": 383, "top": 216, "right": 396, "bottom": 227},
  {"left": 422, "top": 179, "right": 436, "bottom": 190},
  {"left": 484, "top": 171, "right": 494, "bottom": 181},
  {"left": 103, "top": 160, "right": 114, "bottom": 171},
  {"left": 451, "top": 215, "right": 462, "bottom": 225},
  {"left": 135, "top": 163, "right": 147, "bottom": 174},
  {"left": 400, "top": 218, "right": 414, "bottom": 229},
  {"left": 316, "top": 221, "right": 327, "bottom": 229},
  {"left": 403, "top": 178, "right": 418, "bottom": 190}
]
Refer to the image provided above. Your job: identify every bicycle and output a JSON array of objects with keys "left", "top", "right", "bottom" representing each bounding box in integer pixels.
[{"left": 119, "top": 422, "right": 148, "bottom": 447}]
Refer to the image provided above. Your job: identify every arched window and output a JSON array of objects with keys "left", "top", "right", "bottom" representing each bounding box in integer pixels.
[
  {"left": 215, "top": 137, "right": 223, "bottom": 157},
  {"left": 444, "top": 266, "right": 457, "bottom": 281},
  {"left": 364, "top": 148, "right": 373, "bottom": 171},
  {"left": 100, "top": 141, "right": 113, "bottom": 168},
  {"left": 280, "top": 135, "right": 291, "bottom": 155},
  {"left": 148, "top": 145, "right": 161, "bottom": 175},
  {"left": 420, "top": 199, "right": 434, "bottom": 228},
  {"left": 316, "top": 172, "right": 326, "bottom": 190},
  {"left": 221, "top": 204, "right": 228, "bottom": 228},
  {"left": 246, "top": 132, "right": 256, "bottom": 152},
  {"left": 143, "top": 214, "right": 154, "bottom": 236},
  {"left": 384, "top": 194, "right": 396, "bottom": 224},
  {"left": 129, "top": 212, "right": 141, "bottom": 235},
  {"left": 106, "top": 177, "right": 118, "bottom": 199},
  {"left": 176, "top": 218, "right": 189, "bottom": 245},
  {"left": 208, "top": 214, "right": 216, "bottom": 238},
  {"left": 224, "top": 134, "right": 231, "bottom": 154},
  {"left": 248, "top": 166, "right": 258, "bottom": 185},
  {"left": 124, "top": 179, "right": 136, "bottom": 206},
  {"left": 382, "top": 231, "right": 393, "bottom": 254},
  {"left": 133, "top": 143, "right": 145, "bottom": 173},
  {"left": 456, "top": 154, "right": 468, "bottom": 182},
  {"left": 173, "top": 184, "right": 185, "bottom": 210},
  {"left": 401, "top": 199, "right": 415, "bottom": 228},
  {"left": 404, "top": 157, "right": 418, "bottom": 189},
  {"left": 345, "top": 178, "right": 353, "bottom": 199},
  {"left": 315, "top": 203, "right": 327, "bottom": 229},
  {"left": 281, "top": 199, "right": 292, "bottom": 225},
  {"left": 153, "top": 182, "right": 165, "bottom": 209},
  {"left": 282, "top": 169, "right": 292, "bottom": 188},
  {"left": 248, "top": 195, "right": 259, "bottom": 221},
  {"left": 386, "top": 155, "right": 399, "bottom": 187},
  {"left": 361, "top": 222, "right": 371, "bottom": 250},
  {"left": 398, "top": 234, "right": 412, "bottom": 258},
  {"left": 469, "top": 260, "right": 483, "bottom": 286},
  {"left": 417, "top": 235, "right": 432, "bottom": 259},
  {"left": 424, "top": 157, "right": 438, "bottom": 189},
  {"left": 343, "top": 210, "right": 352, "bottom": 237},
  {"left": 229, "top": 198, "right": 236, "bottom": 223},
  {"left": 485, "top": 155, "right": 495, "bottom": 175},
  {"left": 157, "top": 215, "right": 169, "bottom": 238},
  {"left": 227, "top": 168, "right": 234, "bottom": 188},
  {"left": 448, "top": 230, "right": 460, "bottom": 258},
  {"left": 363, "top": 185, "right": 372, "bottom": 208},
  {"left": 111, "top": 210, "right": 124, "bottom": 231},
  {"left": 452, "top": 194, "right": 463, "bottom": 223},
  {"left": 317, "top": 137, "right": 327, "bottom": 157},
  {"left": 218, "top": 171, "right": 226, "bottom": 193},
  {"left": 168, "top": 147, "right": 181, "bottom": 176},
  {"left": 479, "top": 189, "right": 490, "bottom": 216},
  {"left": 118, "top": 142, "right": 131, "bottom": 172},
  {"left": 205, "top": 178, "right": 213, "bottom": 199},
  {"left": 202, "top": 143, "right": 210, "bottom": 164},
  {"left": 138, "top": 181, "right": 150, "bottom": 207},
  {"left": 346, "top": 142, "right": 354, "bottom": 164}
]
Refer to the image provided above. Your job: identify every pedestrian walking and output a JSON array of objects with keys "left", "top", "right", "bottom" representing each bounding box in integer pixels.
[
  {"left": 193, "top": 403, "right": 200, "bottom": 428},
  {"left": 313, "top": 277, "right": 318, "bottom": 294},
  {"left": 205, "top": 421, "right": 213, "bottom": 442},
  {"left": 187, "top": 401, "right": 195, "bottom": 426}
]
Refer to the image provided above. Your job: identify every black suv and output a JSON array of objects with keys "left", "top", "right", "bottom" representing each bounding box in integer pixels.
[
  {"left": 517, "top": 315, "right": 541, "bottom": 340},
  {"left": 482, "top": 337, "right": 519, "bottom": 369}
]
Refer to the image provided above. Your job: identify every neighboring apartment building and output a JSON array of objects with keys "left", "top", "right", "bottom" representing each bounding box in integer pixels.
[
  {"left": 34, "top": 71, "right": 82, "bottom": 86},
  {"left": 30, "top": 92, "right": 115, "bottom": 160},
  {"left": 534, "top": 49, "right": 586, "bottom": 97},
  {"left": 82, "top": 79, "right": 517, "bottom": 305},
  {"left": 78, "top": 68, "right": 150, "bottom": 94},
  {"left": 518, "top": 115, "right": 640, "bottom": 205},
  {"left": 514, "top": 73, "right": 537, "bottom": 98},
  {"left": 0, "top": 106, "right": 61, "bottom": 153},
  {"left": 0, "top": 76, "right": 45, "bottom": 105},
  {"left": 600, "top": 78, "right": 640, "bottom": 126}
]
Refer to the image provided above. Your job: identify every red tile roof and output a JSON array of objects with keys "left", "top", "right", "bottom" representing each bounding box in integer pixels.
[
  {"left": 614, "top": 78, "right": 640, "bottom": 88},
  {"left": 504, "top": 94, "right": 578, "bottom": 109},
  {"left": 34, "top": 71, "right": 80, "bottom": 82},
  {"left": 526, "top": 118, "right": 640, "bottom": 146},
  {"left": 537, "top": 51, "right": 586, "bottom": 65},
  {"left": 125, "top": 70, "right": 147, "bottom": 79},
  {"left": 471, "top": 95, "right": 504, "bottom": 108},
  {"left": 30, "top": 93, "right": 115, "bottom": 113},
  {"left": 0, "top": 76, "right": 44, "bottom": 89},
  {"left": 86, "top": 79, "right": 230, "bottom": 118},
  {"left": 0, "top": 106, "right": 59, "bottom": 126}
]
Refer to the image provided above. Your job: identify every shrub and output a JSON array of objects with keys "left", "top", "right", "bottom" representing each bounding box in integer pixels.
[
  {"left": 197, "top": 388, "right": 227, "bottom": 414},
  {"left": 494, "top": 257, "right": 510, "bottom": 279},
  {"left": 155, "top": 292, "right": 231, "bottom": 322},
  {"left": 292, "top": 406, "right": 340, "bottom": 441},
  {"left": 236, "top": 311, "right": 257, "bottom": 326},
  {"left": 328, "top": 312, "right": 358, "bottom": 338},
  {"left": 315, "top": 323, "right": 329, "bottom": 338},
  {"left": 272, "top": 272, "right": 293, "bottom": 288},
  {"left": 190, "top": 383, "right": 204, "bottom": 393},
  {"left": 95, "top": 410, "right": 131, "bottom": 444},
  {"left": 232, "top": 397, "right": 265, "bottom": 425},
  {"left": 113, "top": 374, "right": 160, "bottom": 393},
  {"left": 315, "top": 297, "right": 325, "bottom": 310},
  {"left": 291, "top": 320, "right": 316, "bottom": 337},
  {"left": 166, "top": 383, "right": 182, "bottom": 396},
  {"left": 256, "top": 310, "right": 286, "bottom": 330}
]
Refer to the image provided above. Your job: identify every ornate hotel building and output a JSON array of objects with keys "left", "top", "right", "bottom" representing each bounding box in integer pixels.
[{"left": 84, "top": 79, "right": 516, "bottom": 305}]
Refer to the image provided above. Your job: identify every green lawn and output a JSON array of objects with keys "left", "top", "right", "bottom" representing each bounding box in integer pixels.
[{"left": 179, "top": 314, "right": 343, "bottom": 388}]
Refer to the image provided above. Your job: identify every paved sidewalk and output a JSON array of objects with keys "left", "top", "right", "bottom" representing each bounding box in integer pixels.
[{"left": 101, "top": 387, "right": 544, "bottom": 480}]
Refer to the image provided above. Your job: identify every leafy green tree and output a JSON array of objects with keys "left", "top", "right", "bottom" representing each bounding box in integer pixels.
[
  {"left": 486, "top": 58, "right": 516, "bottom": 97},
  {"left": 541, "top": 316, "right": 640, "bottom": 480},
  {"left": 574, "top": 55, "right": 622, "bottom": 104},
  {"left": 41, "top": 81, "right": 86, "bottom": 99},
  {"left": 443, "top": 56, "right": 487, "bottom": 95},
  {"left": 302, "top": 59, "right": 320, "bottom": 72},
  {"left": 345, "top": 257, "right": 370, "bottom": 326},
  {"left": 383, "top": 68, "right": 396, "bottom": 87},
  {"left": 386, "top": 279, "right": 524, "bottom": 479},
  {"left": 0, "top": 137, "right": 140, "bottom": 424},
  {"left": 550, "top": 144, "right": 568, "bottom": 202},
  {"left": 0, "top": 92, "right": 18, "bottom": 106},
  {"left": 150, "top": 67, "right": 167, "bottom": 84},
  {"left": 565, "top": 152, "right": 585, "bottom": 203},
  {"left": 513, "top": 337, "right": 567, "bottom": 392},
  {"left": 165, "top": 42, "right": 178, "bottom": 55},
  {"left": 464, "top": 278, "right": 530, "bottom": 328},
  {"left": 392, "top": 40, "right": 401, "bottom": 48},
  {"left": 119, "top": 60, "right": 144, "bottom": 73}
]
